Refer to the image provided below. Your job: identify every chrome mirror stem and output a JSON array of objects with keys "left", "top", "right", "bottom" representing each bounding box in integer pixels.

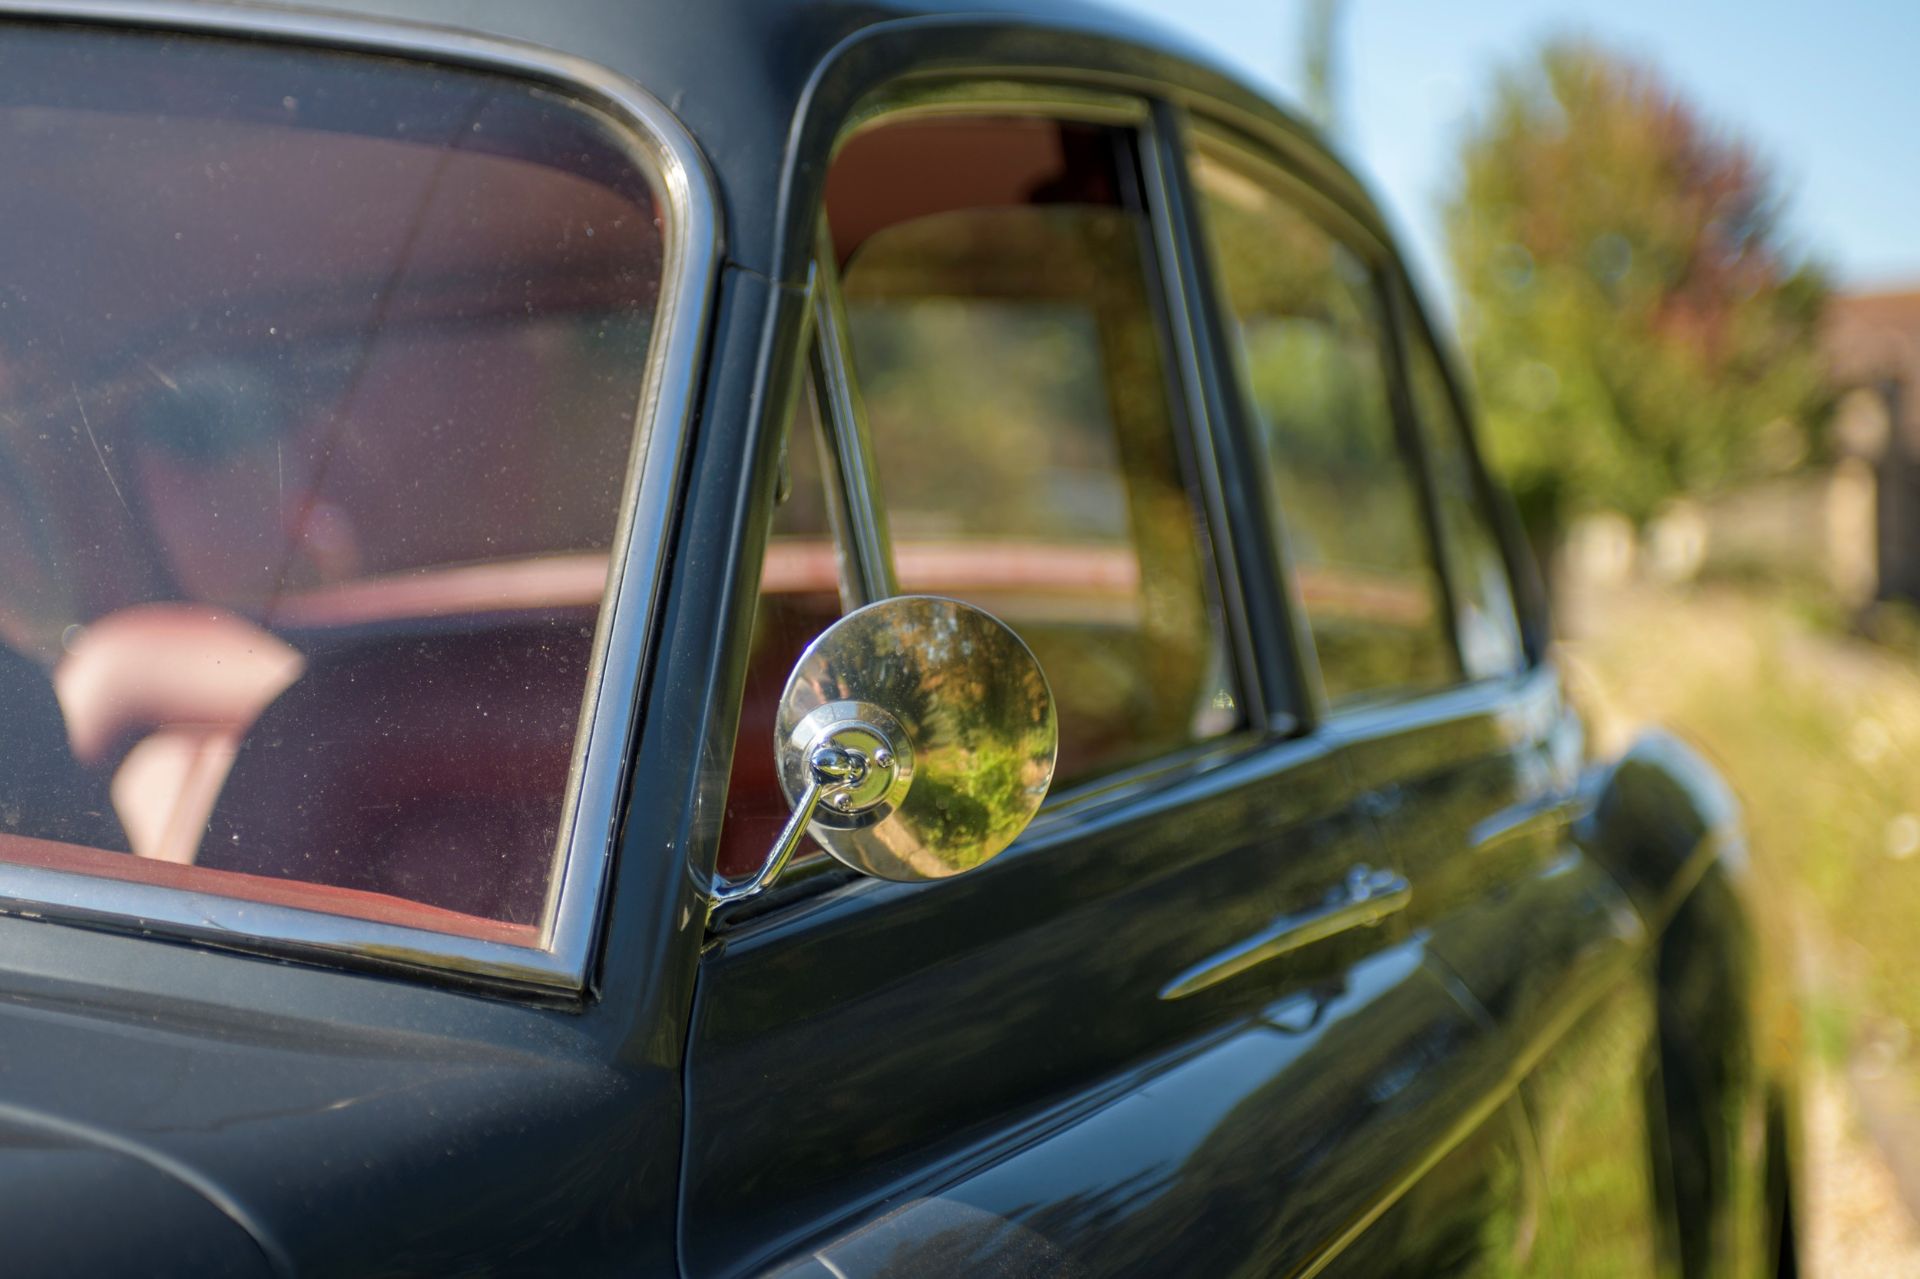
[
  {"left": 710, "top": 736, "right": 893, "bottom": 906},
  {"left": 711, "top": 774, "right": 825, "bottom": 907}
]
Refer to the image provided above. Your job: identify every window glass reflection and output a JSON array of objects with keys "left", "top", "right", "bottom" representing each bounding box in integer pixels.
[
  {"left": 838, "top": 118, "right": 1240, "bottom": 787},
  {"left": 1193, "top": 149, "right": 1457, "bottom": 708},
  {"left": 1405, "top": 331, "right": 1527, "bottom": 679}
]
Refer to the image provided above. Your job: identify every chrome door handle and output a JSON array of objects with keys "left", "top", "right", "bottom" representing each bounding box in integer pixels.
[{"left": 1158, "top": 865, "right": 1412, "bottom": 1001}]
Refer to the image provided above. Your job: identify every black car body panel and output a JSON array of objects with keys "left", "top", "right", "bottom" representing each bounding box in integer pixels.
[{"left": 0, "top": 2, "right": 1796, "bottom": 1275}]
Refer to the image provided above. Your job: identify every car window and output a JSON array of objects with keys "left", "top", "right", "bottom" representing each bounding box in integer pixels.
[
  {"left": 1403, "top": 322, "right": 1527, "bottom": 680},
  {"left": 1190, "top": 143, "right": 1457, "bottom": 709},
  {"left": 715, "top": 384, "right": 841, "bottom": 880},
  {"left": 0, "top": 30, "right": 671, "bottom": 942},
  {"left": 830, "top": 115, "right": 1240, "bottom": 789}
]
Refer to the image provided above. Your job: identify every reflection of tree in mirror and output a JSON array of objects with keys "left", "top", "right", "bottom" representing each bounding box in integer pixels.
[{"left": 790, "top": 598, "right": 1055, "bottom": 877}]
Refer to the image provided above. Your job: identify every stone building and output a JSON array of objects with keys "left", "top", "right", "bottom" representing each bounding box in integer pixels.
[{"left": 1825, "top": 288, "right": 1920, "bottom": 603}]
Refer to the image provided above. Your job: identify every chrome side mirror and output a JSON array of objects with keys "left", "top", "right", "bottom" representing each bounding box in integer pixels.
[{"left": 713, "top": 595, "right": 1056, "bottom": 904}]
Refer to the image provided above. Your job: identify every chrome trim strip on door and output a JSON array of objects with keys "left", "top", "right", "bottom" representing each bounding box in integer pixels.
[
  {"left": 1158, "top": 864, "right": 1412, "bottom": 1000},
  {"left": 0, "top": 0, "right": 721, "bottom": 995}
]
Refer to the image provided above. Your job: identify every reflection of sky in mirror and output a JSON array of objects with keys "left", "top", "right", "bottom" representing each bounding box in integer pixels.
[{"left": 1110, "top": 0, "right": 1920, "bottom": 303}]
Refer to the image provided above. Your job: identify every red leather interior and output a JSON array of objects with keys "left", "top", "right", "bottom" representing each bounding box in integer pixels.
[
  {"left": 0, "top": 37, "right": 663, "bottom": 937},
  {"left": 199, "top": 614, "right": 597, "bottom": 925}
]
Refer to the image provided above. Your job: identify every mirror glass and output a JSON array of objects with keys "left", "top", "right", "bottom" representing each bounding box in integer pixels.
[{"left": 775, "top": 595, "right": 1056, "bottom": 882}]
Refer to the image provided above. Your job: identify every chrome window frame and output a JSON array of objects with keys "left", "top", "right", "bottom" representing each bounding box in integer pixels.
[{"left": 0, "top": 1, "right": 720, "bottom": 996}]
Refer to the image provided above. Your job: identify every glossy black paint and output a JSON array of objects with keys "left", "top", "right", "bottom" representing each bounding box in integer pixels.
[
  {"left": 1341, "top": 673, "right": 1670, "bottom": 1272},
  {"left": 689, "top": 734, "right": 1408, "bottom": 1274},
  {"left": 0, "top": 2, "right": 1798, "bottom": 1276}
]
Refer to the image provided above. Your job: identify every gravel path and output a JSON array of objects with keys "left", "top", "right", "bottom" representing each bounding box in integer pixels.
[{"left": 1805, "top": 1069, "right": 1920, "bottom": 1276}]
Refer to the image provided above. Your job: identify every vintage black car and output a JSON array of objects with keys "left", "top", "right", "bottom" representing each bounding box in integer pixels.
[{"left": 0, "top": 0, "right": 1799, "bottom": 1274}]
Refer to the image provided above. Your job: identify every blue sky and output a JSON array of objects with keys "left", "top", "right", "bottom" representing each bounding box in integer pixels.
[{"left": 1108, "top": 0, "right": 1920, "bottom": 311}]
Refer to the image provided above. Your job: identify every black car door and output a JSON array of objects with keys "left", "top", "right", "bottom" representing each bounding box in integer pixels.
[{"left": 678, "top": 87, "right": 1535, "bottom": 1278}]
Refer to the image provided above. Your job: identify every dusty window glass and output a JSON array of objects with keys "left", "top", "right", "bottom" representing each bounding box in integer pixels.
[
  {"left": 1191, "top": 148, "right": 1456, "bottom": 708},
  {"left": 0, "top": 31, "right": 670, "bottom": 941},
  {"left": 829, "top": 117, "right": 1240, "bottom": 789},
  {"left": 1404, "top": 330, "right": 1527, "bottom": 679}
]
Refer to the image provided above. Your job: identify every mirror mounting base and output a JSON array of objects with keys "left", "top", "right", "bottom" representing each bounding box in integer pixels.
[{"left": 708, "top": 719, "right": 903, "bottom": 908}]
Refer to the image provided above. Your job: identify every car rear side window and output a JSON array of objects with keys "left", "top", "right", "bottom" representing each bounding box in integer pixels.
[
  {"left": 0, "top": 29, "right": 670, "bottom": 942},
  {"left": 829, "top": 115, "right": 1240, "bottom": 790},
  {"left": 1190, "top": 141, "right": 1457, "bottom": 710},
  {"left": 1403, "top": 324, "right": 1527, "bottom": 680}
]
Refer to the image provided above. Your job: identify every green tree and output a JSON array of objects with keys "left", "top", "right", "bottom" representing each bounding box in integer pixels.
[{"left": 1446, "top": 39, "right": 1830, "bottom": 554}]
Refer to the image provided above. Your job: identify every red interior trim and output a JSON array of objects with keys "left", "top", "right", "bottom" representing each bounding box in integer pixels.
[
  {"left": 269, "top": 553, "right": 611, "bottom": 627},
  {"left": 0, "top": 834, "right": 542, "bottom": 949},
  {"left": 762, "top": 539, "right": 1141, "bottom": 595}
]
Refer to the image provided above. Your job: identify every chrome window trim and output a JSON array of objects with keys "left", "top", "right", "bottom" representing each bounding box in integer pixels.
[
  {"left": 0, "top": 1, "right": 721, "bottom": 996},
  {"left": 807, "top": 224, "right": 899, "bottom": 608}
]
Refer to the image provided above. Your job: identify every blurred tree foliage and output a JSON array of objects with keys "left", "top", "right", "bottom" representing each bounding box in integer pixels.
[{"left": 1446, "top": 39, "right": 1831, "bottom": 547}]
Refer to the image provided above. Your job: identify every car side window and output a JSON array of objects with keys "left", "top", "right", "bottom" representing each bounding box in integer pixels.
[
  {"left": 828, "top": 115, "right": 1240, "bottom": 790},
  {"left": 1189, "top": 140, "right": 1457, "bottom": 709},
  {"left": 1403, "top": 322, "right": 1527, "bottom": 680},
  {"left": 0, "top": 29, "right": 673, "bottom": 942}
]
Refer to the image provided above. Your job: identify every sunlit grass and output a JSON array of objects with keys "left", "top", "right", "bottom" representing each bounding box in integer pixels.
[{"left": 1567, "top": 580, "right": 1920, "bottom": 1045}]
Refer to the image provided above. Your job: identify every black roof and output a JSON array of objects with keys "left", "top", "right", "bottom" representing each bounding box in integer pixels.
[{"left": 252, "top": 0, "right": 1391, "bottom": 281}]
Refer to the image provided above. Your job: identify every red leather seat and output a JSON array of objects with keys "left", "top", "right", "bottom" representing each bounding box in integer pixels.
[{"left": 201, "top": 616, "right": 595, "bottom": 925}]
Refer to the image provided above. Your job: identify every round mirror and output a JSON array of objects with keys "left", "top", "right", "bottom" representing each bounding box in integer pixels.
[{"left": 774, "top": 595, "right": 1056, "bottom": 882}]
